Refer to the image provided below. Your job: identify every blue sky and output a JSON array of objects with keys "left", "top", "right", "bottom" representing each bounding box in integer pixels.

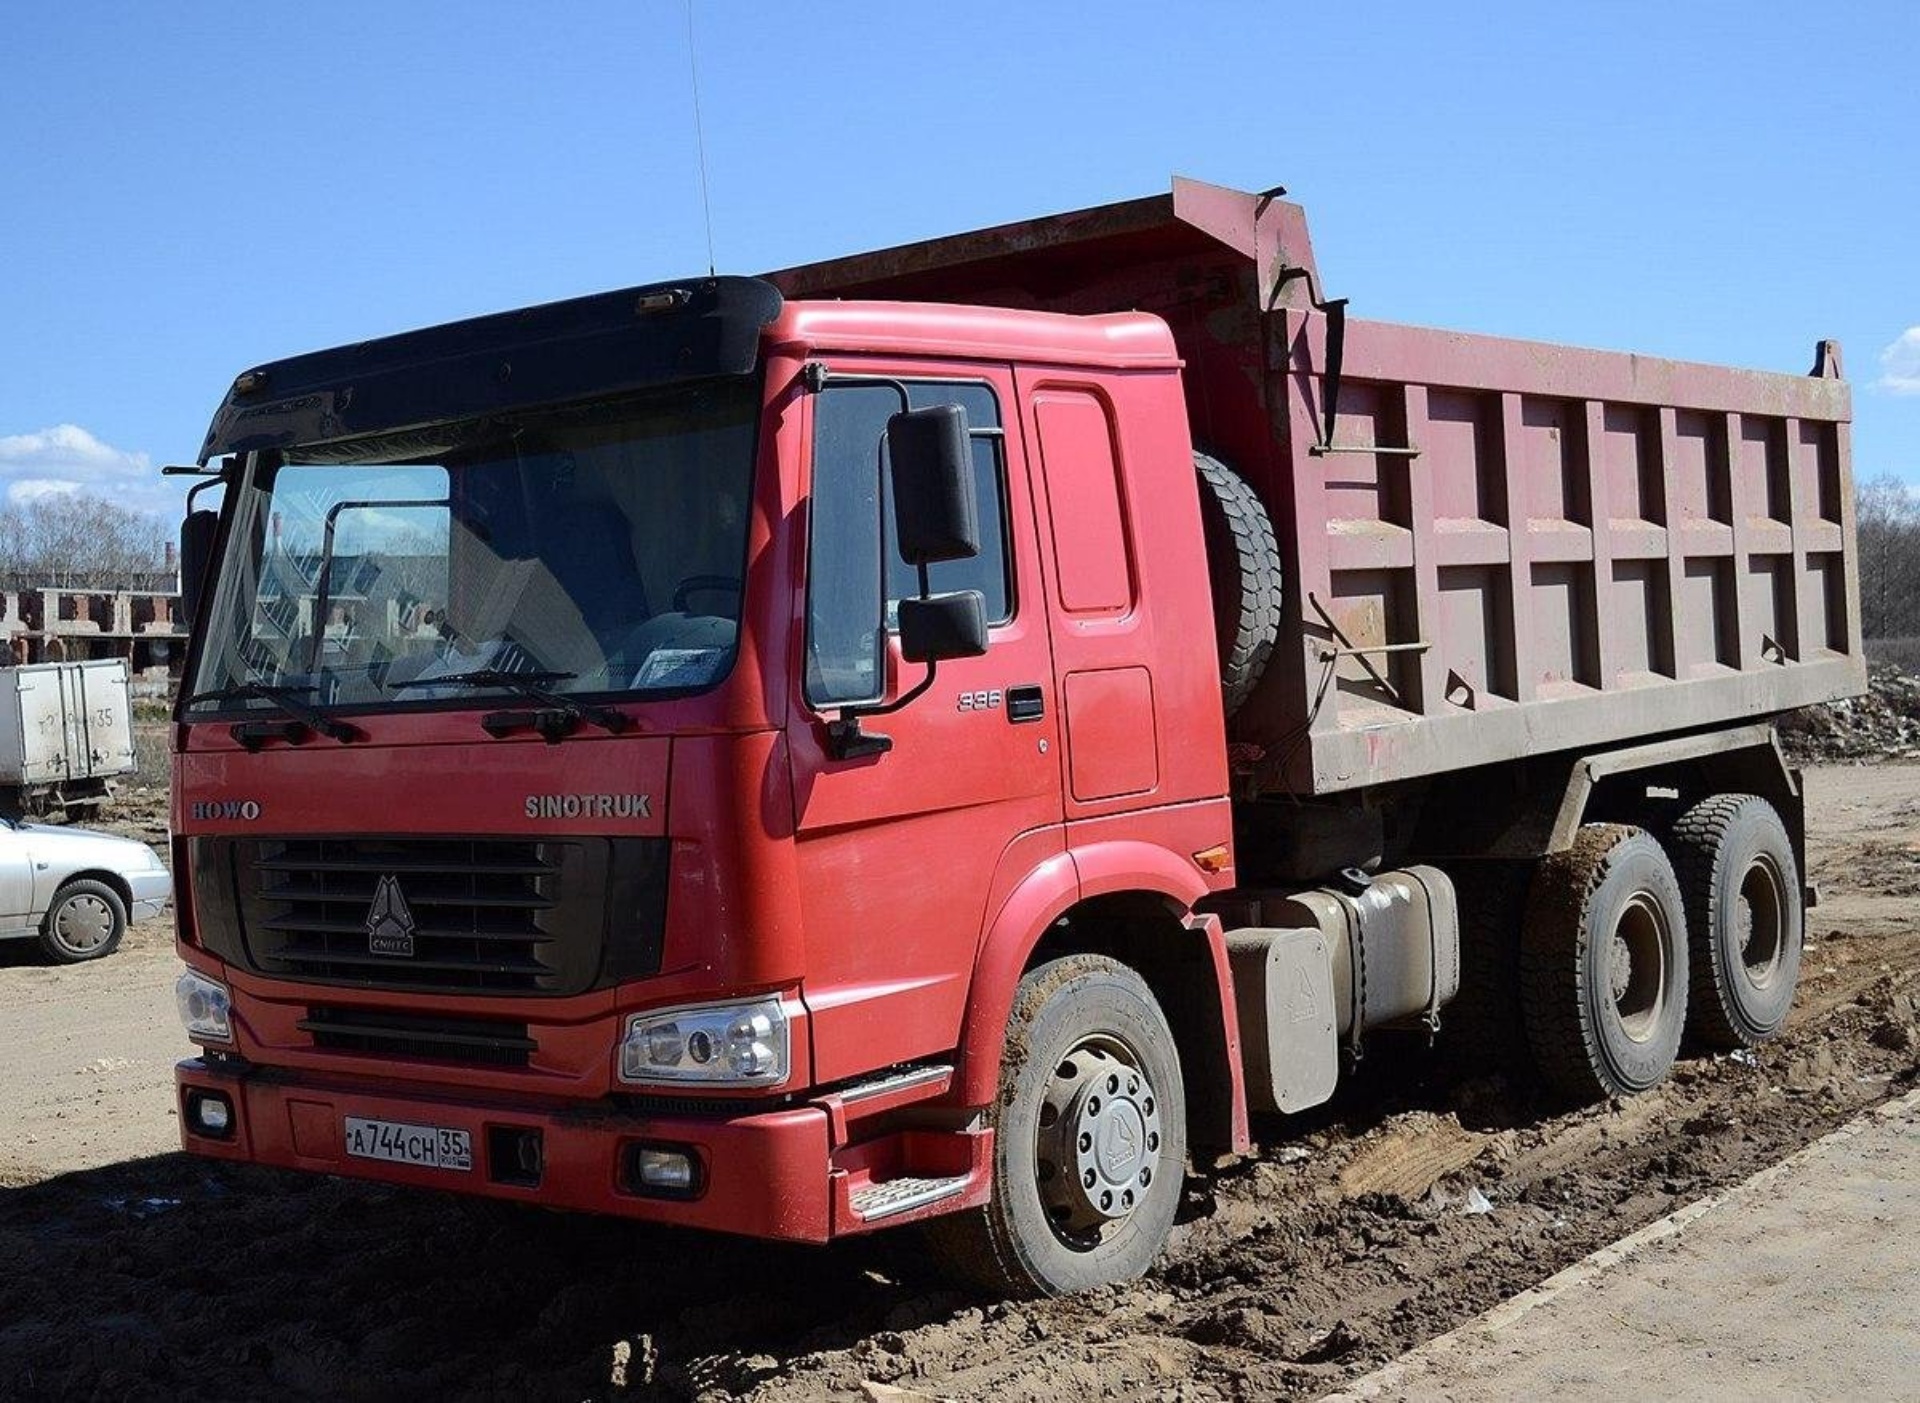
[{"left": 3, "top": 0, "right": 1915, "bottom": 518}]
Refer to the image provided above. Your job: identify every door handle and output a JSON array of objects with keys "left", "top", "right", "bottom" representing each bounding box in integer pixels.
[{"left": 1006, "top": 684, "right": 1045, "bottom": 723}]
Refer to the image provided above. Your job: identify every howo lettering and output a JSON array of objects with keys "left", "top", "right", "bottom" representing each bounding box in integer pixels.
[
  {"left": 187, "top": 800, "right": 262, "bottom": 822},
  {"left": 169, "top": 179, "right": 1864, "bottom": 1295}
]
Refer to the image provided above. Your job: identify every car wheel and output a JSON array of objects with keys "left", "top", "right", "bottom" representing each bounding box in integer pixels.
[{"left": 39, "top": 878, "right": 128, "bottom": 964}]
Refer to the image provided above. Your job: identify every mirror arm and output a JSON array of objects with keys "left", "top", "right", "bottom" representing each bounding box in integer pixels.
[
  {"left": 819, "top": 638, "right": 984, "bottom": 764},
  {"left": 801, "top": 364, "right": 911, "bottom": 412},
  {"left": 852, "top": 656, "right": 940, "bottom": 721},
  {"left": 824, "top": 658, "right": 939, "bottom": 761},
  {"left": 185, "top": 477, "right": 224, "bottom": 512}
]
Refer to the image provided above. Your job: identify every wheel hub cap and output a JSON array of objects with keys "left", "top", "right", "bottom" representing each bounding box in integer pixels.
[
  {"left": 57, "top": 895, "right": 113, "bottom": 953},
  {"left": 1037, "top": 1039, "right": 1163, "bottom": 1233}
]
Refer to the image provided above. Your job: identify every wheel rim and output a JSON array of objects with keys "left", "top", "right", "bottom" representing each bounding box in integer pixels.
[
  {"left": 1035, "top": 1033, "right": 1163, "bottom": 1242},
  {"left": 1607, "top": 892, "right": 1670, "bottom": 1043},
  {"left": 54, "top": 893, "right": 115, "bottom": 954},
  {"left": 1735, "top": 853, "right": 1786, "bottom": 988}
]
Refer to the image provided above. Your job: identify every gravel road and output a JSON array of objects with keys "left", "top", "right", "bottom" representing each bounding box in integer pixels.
[{"left": 1, "top": 766, "right": 1916, "bottom": 1401}]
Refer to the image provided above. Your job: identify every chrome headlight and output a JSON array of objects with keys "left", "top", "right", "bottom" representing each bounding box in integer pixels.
[
  {"left": 175, "top": 969, "right": 232, "bottom": 1043},
  {"left": 619, "top": 997, "right": 790, "bottom": 1087}
]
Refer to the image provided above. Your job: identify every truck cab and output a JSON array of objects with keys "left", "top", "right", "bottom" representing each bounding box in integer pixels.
[{"left": 172, "top": 276, "right": 1240, "bottom": 1274}]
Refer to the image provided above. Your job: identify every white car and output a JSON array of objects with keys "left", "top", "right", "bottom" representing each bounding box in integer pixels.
[{"left": 0, "top": 818, "right": 171, "bottom": 963}]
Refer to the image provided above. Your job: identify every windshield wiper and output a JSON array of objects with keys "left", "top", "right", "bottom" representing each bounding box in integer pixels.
[
  {"left": 389, "top": 668, "right": 630, "bottom": 739},
  {"left": 183, "top": 681, "right": 361, "bottom": 747}
]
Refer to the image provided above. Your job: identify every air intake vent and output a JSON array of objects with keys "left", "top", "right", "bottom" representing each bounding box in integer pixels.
[{"left": 301, "top": 1005, "right": 536, "bottom": 1068}]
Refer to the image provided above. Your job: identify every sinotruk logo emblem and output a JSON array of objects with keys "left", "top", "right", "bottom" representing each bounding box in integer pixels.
[{"left": 366, "top": 875, "right": 417, "bottom": 957}]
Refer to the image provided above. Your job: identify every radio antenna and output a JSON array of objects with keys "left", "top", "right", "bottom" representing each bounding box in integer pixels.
[{"left": 685, "top": 0, "right": 717, "bottom": 277}]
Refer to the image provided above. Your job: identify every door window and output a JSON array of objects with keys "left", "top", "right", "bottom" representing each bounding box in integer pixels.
[{"left": 805, "top": 381, "right": 1012, "bottom": 707}]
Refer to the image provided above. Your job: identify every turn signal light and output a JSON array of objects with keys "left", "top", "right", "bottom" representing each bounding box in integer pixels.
[{"left": 1193, "top": 844, "right": 1232, "bottom": 875}]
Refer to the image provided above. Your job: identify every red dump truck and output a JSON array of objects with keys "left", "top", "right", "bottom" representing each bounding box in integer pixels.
[{"left": 169, "top": 178, "right": 1862, "bottom": 1295}]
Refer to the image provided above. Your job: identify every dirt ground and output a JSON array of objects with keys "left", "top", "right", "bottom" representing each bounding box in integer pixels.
[
  {"left": 2, "top": 766, "right": 1917, "bottom": 1401},
  {"left": 0, "top": 784, "right": 175, "bottom": 1190}
]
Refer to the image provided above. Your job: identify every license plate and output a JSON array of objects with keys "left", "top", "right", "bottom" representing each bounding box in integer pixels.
[{"left": 343, "top": 1116, "right": 472, "bottom": 1172}]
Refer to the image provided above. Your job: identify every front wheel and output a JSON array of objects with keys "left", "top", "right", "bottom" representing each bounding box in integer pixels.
[
  {"left": 38, "top": 878, "right": 128, "bottom": 964},
  {"left": 928, "top": 955, "right": 1186, "bottom": 1297}
]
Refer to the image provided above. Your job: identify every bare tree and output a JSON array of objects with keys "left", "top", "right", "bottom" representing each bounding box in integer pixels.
[
  {"left": 1856, "top": 473, "right": 1920, "bottom": 642},
  {"left": 0, "top": 492, "right": 169, "bottom": 589}
]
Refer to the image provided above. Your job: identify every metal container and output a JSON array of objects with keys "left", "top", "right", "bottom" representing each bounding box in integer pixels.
[{"left": 0, "top": 659, "right": 137, "bottom": 811}]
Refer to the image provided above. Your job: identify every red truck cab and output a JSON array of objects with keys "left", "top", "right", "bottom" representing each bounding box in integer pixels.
[{"left": 172, "top": 281, "right": 1244, "bottom": 1275}]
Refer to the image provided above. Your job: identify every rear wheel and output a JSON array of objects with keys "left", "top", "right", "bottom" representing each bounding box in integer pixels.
[
  {"left": 1670, "top": 794, "right": 1801, "bottom": 1048},
  {"left": 1519, "top": 826, "right": 1688, "bottom": 1101},
  {"left": 928, "top": 955, "right": 1186, "bottom": 1297},
  {"left": 38, "top": 878, "right": 127, "bottom": 964},
  {"left": 1439, "top": 861, "right": 1531, "bottom": 1074}
]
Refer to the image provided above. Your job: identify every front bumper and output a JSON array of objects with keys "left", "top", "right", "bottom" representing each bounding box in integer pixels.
[
  {"left": 175, "top": 1057, "right": 833, "bottom": 1241},
  {"left": 127, "top": 869, "right": 172, "bottom": 922}
]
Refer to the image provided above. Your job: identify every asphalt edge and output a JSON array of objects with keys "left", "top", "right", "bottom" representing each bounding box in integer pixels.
[{"left": 1323, "top": 1082, "right": 1920, "bottom": 1401}]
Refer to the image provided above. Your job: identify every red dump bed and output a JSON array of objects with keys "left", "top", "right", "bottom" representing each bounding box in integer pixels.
[{"left": 770, "top": 179, "right": 1865, "bottom": 795}]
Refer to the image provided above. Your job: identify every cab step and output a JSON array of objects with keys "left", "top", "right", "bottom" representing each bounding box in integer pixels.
[{"left": 848, "top": 1174, "right": 970, "bottom": 1221}]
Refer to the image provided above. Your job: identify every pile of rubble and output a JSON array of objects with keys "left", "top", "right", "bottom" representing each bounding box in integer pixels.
[{"left": 1780, "top": 660, "right": 1920, "bottom": 761}]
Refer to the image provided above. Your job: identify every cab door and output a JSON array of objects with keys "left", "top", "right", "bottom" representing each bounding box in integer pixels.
[{"left": 787, "top": 365, "right": 1063, "bottom": 1082}]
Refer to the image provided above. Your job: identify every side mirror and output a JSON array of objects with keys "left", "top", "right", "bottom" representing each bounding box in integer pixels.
[
  {"left": 887, "top": 404, "right": 979, "bottom": 565},
  {"left": 179, "top": 509, "right": 220, "bottom": 624},
  {"left": 821, "top": 401, "right": 988, "bottom": 764},
  {"left": 898, "top": 590, "right": 987, "bottom": 664}
]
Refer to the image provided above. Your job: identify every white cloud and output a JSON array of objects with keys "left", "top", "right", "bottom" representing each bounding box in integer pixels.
[
  {"left": 1878, "top": 327, "right": 1920, "bottom": 396},
  {"left": 0, "top": 423, "right": 151, "bottom": 475},
  {"left": 6, "top": 478, "right": 86, "bottom": 506},
  {"left": 0, "top": 423, "right": 174, "bottom": 516}
]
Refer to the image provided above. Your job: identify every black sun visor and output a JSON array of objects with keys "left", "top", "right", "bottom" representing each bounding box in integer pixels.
[{"left": 199, "top": 275, "right": 782, "bottom": 463}]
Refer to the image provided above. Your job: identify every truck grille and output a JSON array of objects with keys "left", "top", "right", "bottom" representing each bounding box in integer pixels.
[
  {"left": 190, "top": 834, "right": 668, "bottom": 998},
  {"left": 300, "top": 1005, "right": 536, "bottom": 1068},
  {"left": 252, "top": 838, "right": 555, "bottom": 993}
]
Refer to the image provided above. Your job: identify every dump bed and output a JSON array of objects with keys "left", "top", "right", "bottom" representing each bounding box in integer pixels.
[{"left": 771, "top": 179, "right": 1865, "bottom": 795}]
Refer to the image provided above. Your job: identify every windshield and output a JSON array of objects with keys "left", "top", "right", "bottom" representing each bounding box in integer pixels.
[{"left": 187, "top": 379, "right": 757, "bottom": 715}]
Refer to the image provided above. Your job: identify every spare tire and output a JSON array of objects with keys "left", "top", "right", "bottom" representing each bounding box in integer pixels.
[{"left": 1194, "top": 451, "right": 1283, "bottom": 718}]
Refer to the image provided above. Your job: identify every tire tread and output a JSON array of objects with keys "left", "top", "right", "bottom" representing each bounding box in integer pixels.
[
  {"left": 1670, "top": 793, "right": 1797, "bottom": 1049},
  {"left": 1194, "top": 451, "right": 1283, "bottom": 718},
  {"left": 1518, "top": 826, "right": 1686, "bottom": 1102},
  {"left": 926, "top": 954, "right": 1180, "bottom": 1297},
  {"left": 1440, "top": 861, "right": 1531, "bottom": 1073},
  {"left": 36, "top": 876, "right": 128, "bottom": 965}
]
